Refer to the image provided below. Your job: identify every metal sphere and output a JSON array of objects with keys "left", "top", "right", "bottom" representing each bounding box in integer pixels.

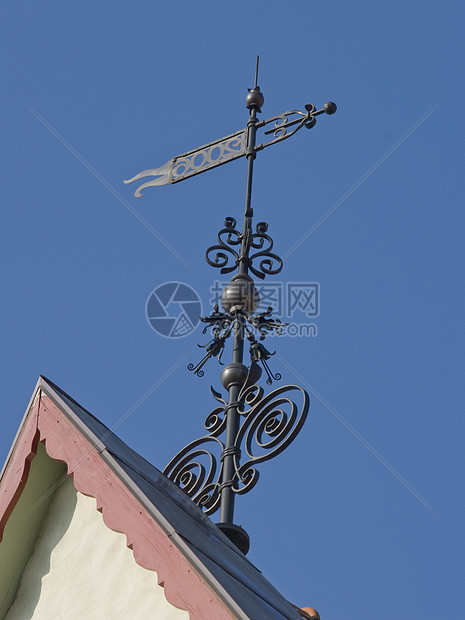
[
  {"left": 324, "top": 101, "right": 337, "bottom": 115},
  {"left": 246, "top": 87, "right": 264, "bottom": 111},
  {"left": 221, "top": 275, "right": 260, "bottom": 314},
  {"left": 301, "top": 609, "right": 320, "bottom": 620},
  {"left": 220, "top": 363, "right": 249, "bottom": 389}
]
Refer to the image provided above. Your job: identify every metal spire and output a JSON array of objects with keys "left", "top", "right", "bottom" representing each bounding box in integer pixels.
[{"left": 126, "top": 60, "right": 336, "bottom": 554}]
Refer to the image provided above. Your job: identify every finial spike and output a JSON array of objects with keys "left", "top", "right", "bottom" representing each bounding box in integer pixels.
[{"left": 254, "top": 55, "right": 259, "bottom": 89}]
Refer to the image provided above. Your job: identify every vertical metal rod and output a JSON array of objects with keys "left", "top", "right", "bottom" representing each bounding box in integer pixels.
[
  {"left": 242, "top": 107, "right": 258, "bottom": 229},
  {"left": 218, "top": 86, "right": 261, "bottom": 525},
  {"left": 254, "top": 55, "right": 259, "bottom": 89},
  {"left": 218, "top": 381, "right": 241, "bottom": 524}
]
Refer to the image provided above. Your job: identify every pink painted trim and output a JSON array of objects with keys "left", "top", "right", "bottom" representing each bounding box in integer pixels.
[
  {"left": 0, "top": 391, "right": 234, "bottom": 620},
  {"left": 0, "top": 396, "right": 40, "bottom": 543}
]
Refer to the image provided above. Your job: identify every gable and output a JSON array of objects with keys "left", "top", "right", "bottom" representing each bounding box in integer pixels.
[
  {"left": 0, "top": 378, "right": 308, "bottom": 620},
  {"left": 0, "top": 386, "right": 234, "bottom": 620},
  {"left": 4, "top": 463, "right": 188, "bottom": 619}
]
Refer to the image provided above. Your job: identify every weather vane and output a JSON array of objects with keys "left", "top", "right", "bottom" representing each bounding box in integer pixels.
[{"left": 125, "top": 57, "right": 336, "bottom": 554}]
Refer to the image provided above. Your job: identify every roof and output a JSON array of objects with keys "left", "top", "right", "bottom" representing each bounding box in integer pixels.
[{"left": 0, "top": 376, "right": 314, "bottom": 620}]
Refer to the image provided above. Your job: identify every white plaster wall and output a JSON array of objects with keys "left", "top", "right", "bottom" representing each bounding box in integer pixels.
[{"left": 5, "top": 476, "right": 189, "bottom": 619}]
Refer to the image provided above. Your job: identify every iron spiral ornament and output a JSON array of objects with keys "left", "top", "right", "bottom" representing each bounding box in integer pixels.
[
  {"left": 163, "top": 383, "right": 309, "bottom": 516},
  {"left": 206, "top": 218, "right": 283, "bottom": 280},
  {"left": 205, "top": 217, "right": 241, "bottom": 274}
]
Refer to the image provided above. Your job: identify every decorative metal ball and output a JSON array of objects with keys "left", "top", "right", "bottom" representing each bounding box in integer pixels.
[
  {"left": 220, "top": 363, "right": 249, "bottom": 389},
  {"left": 324, "top": 101, "right": 337, "bottom": 115},
  {"left": 302, "top": 609, "right": 320, "bottom": 620},
  {"left": 221, "top": 275, "right": 260, "bottom": 314},
  {"left": 246, "top": 87, "right": 264, "bottom": 111}
]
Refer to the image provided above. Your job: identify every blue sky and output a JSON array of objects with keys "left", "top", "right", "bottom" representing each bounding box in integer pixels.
[{"left": 1, "top": 2, "right": 464, "bottom": 618}]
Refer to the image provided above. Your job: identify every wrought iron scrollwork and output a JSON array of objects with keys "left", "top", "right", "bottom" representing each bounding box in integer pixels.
[
  {"left": 205, "top": 217, "right": 242, "bottom": 274},
  {"left": 189, "top": 303, "right": 285, "bottom": 381},
  {"left": 248, "top": 305, "right": 288, "bottom": 339},
  {"left": 206, "top": 218, "right": 283, "bottom": 279},
  {"left": 233, "top": 383, "right": 309, "bottom": 494},
  {"left": 255, "top": 101, "right": 336, "bottom": 151},
  {"left": 247, "top": 221, "right": 283, "bottom": 279},
  {"left": 247, "top": 333, "right": 281, "bottom": 386},
  {"left": 199, "top": 304, "right": 232, "bottom": 334},
  {"left": 187, "top": 328, "right": 231, "bottom": 377},
  {"left": 163, "top": 383, "right": 309, "bottom": 516},
  {"left": 163, "top": 387, "right": 228, "bottom": 514},
  {"left": 163, "top": 436, "right": 223, "bottom": 514}
]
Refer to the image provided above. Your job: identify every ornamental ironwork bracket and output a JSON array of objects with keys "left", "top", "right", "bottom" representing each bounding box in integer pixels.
[
  {"left": 163, "top": 382, "right": 309, "bottom": 516},
  {"left": 205, "top": 217, "right": 283, "bottom": 280},
  {"left": 189, "top": 285, "right": 287, "bottom": 384}
]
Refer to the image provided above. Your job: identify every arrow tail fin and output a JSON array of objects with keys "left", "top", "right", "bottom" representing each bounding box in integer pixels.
[{"left": 124, "top": 160, "right": 173, "bottom": 195}]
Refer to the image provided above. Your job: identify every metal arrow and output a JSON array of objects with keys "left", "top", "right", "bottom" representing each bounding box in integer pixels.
[{"left": 124, "top": 97, "right": 336, "bottom": 197}]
